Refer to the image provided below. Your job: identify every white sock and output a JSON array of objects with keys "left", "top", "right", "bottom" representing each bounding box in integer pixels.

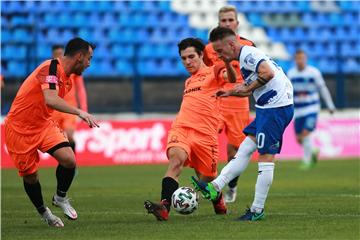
[
  {"left": 212, "top": 137, "right": 257, "bottom": 191},
  {"left": 251, "top": 162, "right": 275, "bottom": 213},
  {"left": 302, "top": 135, "right": 313, "bottom": 164}
]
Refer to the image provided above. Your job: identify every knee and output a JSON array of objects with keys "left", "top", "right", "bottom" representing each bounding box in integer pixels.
[
  {"left": 168, "top": 155, "right": 184, "bottom": 171},
  {"left": 23, "top": 172, "right": 39, "bottom": 184},
  {"left": 59, "top": 152, "right": 76, "bottom": 168},
  {"left": 258, "top": 154, "right": 275, "bottom": 163}
]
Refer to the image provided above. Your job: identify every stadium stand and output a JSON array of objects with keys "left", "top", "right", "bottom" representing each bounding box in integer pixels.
[{"left": 1, "top": 0, "right": 359, "bottom": 78}]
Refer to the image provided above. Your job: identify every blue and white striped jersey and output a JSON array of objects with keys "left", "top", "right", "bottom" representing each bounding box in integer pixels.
[
  {"left": 238, "top": 46, "right": 293, "bottom": 109},
  {"left": 287, "top": 65, "right": 335, "bottom": 118}
]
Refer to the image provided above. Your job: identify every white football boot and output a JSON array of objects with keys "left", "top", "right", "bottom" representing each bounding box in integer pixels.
[
  {"left": 41, "top": 207, "right": 64, "bottom": 227},
  {"left": 52, "top": 195, "right": 78, "bottom": 220},
  {"left": 224, "top": 187, "right": 237, "bottom": 203}
]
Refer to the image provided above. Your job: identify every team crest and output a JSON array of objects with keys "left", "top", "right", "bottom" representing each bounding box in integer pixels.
[{"left": 244, "top": 54, "right": 256, "bottom": 65}]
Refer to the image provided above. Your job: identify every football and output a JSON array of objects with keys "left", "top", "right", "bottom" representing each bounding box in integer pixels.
[{"left": 171, "top": 187, "right": 199, "bottom": 215}]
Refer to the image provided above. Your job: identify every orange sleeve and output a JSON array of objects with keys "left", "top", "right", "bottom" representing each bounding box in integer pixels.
[
  {"left": 213, "top": 63, "right": 227, "bottom": 86},
  {"left": 204, "top": 44, "right": 219, "bottom": 66},
  {"left": 74, "top": 75, "right": 88, "bottom": 112},
  {"left": 39, "top": 64, "right": 60, "bottom": 91}
]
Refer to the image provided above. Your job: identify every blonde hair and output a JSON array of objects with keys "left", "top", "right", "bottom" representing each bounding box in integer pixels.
[{"left": 218, "top": 5, "right": 238, "bottom": 21}]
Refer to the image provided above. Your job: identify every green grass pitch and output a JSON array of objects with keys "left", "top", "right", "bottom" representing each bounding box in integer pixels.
[{"left": 2, "top": 159, "right": 359, "bottom": 240}]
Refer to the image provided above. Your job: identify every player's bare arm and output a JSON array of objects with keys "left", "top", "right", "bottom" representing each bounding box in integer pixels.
[
  {"left": 224, "top": 61, "right": 237, "bottom": 83},
  {"left": 243, "top": 61, "right": 275, "bottom": 93},
  {"left": 43, "top": 88, "right": 99, "bottom": 128}
]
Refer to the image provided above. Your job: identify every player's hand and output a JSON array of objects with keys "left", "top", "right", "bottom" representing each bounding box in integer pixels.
[
  {"left": 78, "top": 110, "right": 99, "bottom": 128},
  {"left": 234, "top": 83, "right": 248, "bottom": 94},
  {"left": 215, "top": 90, "right": 231, "bottom": 98}
]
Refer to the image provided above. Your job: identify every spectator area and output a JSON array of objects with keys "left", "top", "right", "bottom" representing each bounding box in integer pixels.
[{"left": 1, "top": 0, "right": 359, "bottom": 78}]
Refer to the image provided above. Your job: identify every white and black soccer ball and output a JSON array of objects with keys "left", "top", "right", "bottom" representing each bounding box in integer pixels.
[{"left": 171, "top": 187, "right": 199, "bottom": 215}]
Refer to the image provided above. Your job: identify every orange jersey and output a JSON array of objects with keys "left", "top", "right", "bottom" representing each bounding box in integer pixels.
[
  {"left": 62, "top": 74, "right": 88, "bottom": 110},
  {"left": 5, "top": 59, "right": 71, "bottom": 135},
  {"left": 172, "top": 65, "right": 226, "bottom": 136},
  {"left": 52, "top": 74, "right": 87, "bottom": 130},
  {"left": 204, "top": 35, "right": 255, "bottom": 111}
]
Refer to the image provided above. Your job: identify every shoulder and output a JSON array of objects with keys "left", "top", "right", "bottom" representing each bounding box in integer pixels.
[
  {"left": 237, "top": 35, "right": 256, "bottom": 47},
  {"left": 36, "top": 59, "right": 56, "bottom": 76},
  {"left": 307, "top": 65, "right": 321, "bottom": 74},
  {"left": 71, "top": 74, "right": 83, "bottom": 82},
  {"left": 287, "top": 67, "right": 296, "bottom": 76}
]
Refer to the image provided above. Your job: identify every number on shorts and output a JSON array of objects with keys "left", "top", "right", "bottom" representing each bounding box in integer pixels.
[{"left": 257, "top": 133, "right": 265, "bottom": 149}]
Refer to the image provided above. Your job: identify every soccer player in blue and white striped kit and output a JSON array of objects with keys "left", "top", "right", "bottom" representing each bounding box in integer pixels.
[
  {"left": 191, "top": 27, "right": 294, "bottom": 221},
  {"left": 287, "top": 50, "right": 335, "bottom": 169}
]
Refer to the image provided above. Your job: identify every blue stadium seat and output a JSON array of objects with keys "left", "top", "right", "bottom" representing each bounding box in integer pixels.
[
  {"left": 115, "top": 60, "right": 134, "bottom": 76},
  {"left": 343, "top": 58, "right": 359, "bottom": 74},
  {"left": 318, "top": 58, "right": 337, "bottom": 74},
  {"left": 36, "top": 44, "right": 51, "bottom": 59},
  {"left": 112, "top": 44, "right": 134, "bottom": 59},
  {"left": 73, "top": 13, "right": 87, "bottom": 27},
  {"left": 247, "top": 13, "right": 264, "bottom": 27},
  {"left": 1, "top": 29, "right": 10, "bottom": 42},
  {"left": 7, "top": 61, "right": 26, "bottom": 77},
  {"left": 102, "top": 13, "right": 117, "bottom": 27},
  {"left": 13, "top": 29, "right": 33, "bottom": 43},
  {"left": 1, "top": 0, "right": 358, "bottom": 78},
  {"left": 340, "top": 42, "right": 359, "bottom": 57}
]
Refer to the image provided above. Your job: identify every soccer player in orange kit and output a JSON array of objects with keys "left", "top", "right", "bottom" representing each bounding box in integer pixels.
[
  {"left": 4, "top": 38, "right": 98, "bottom": 227},
  {"left": 204, "top": 6, "right": 256, "bottom": 203},
  {"left": 51, "top": 45, "right": 88, "bottom": 153},
  {"left": 144, "top": 38, "right": 234, "bottom": 221}
]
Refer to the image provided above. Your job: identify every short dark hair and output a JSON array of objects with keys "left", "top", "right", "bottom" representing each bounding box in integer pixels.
[
  {"left": 52, "top": 44, "right": 63, "bottom": 51},
  {"left": 64, "top": 37, "right": 96, "bottom": 56},
  {"left": 295, "top": 49, "right": 306, "bottom": 55},
  {"left": 177, "top": 38, "right": 205, "bottom": 56},
  {"left": 209, "top": 27, "right": 236, "bottom": 42}
]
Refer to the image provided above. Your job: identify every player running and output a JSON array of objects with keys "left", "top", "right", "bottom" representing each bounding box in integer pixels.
[
  {"left": 4, "top": 38, "right": 98, "bottom": 227},
  {"left": 191, "top": 27, "right": 294, "bottom": 221},
  {"left": 144, "top": 38, "right": 232, "bottom": 221},
  {"left": 287, "top": 49, "right": 335, "bottom": 170},
  {"left": 204, "top": 5, "right": 255, "bottom": 203}
]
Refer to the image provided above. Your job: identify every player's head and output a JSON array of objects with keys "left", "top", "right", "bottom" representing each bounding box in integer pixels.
[
  {"left": 52, "top": 44, "right": 64, "bottom": 59},
  {"left": 218, "top": 5, "right": 239, "bottom": 33},
  {"left": 178, "top": 38, "right": 205, "bottom": 74},
  {"left": 294, "top": 49, "right": 307, "bottom": 70},
  {"left": 64, "top": 37, "right": 95, "bottom": 75},
  {"left": 209, "top": 27, "right": 238, "bottom": 62}
]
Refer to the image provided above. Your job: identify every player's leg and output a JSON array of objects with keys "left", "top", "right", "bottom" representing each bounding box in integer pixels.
[
  {"left": 63, "top": 115, "right": 77, "bottom": 153},
  {"left": 23, "top": 171, "right": 64, "bottom": 227},
  {"left": 210, "top": 119, "right": 257, "bottom": 193},
  {"left": 224, "top": 110, "right": 250, "bottom": 203},
  {"left": 237, "top": 105, "right": 293, "bottom": 221},
  {"left": 190, "top": 135, "right": 227, "bottom": 214},
  {"left": 225, "top": 144, "right": 239, "bottom": 202},
  {"left": 65, "top": 128, "right": 76, "bottom": 153},
  {"left": 144, "top": 128, "right": 190, "bottom": 221},
  {"left": 196, "top": 171, "right": 227, "bottom": 214},
  {"left": 4, "top": 125, "right": 63, "bottom": 227},
  {"left": 41, "top": 123, "right": 78, "bottom": 220},
  {"left": 49, "top": 145, "right": 78, "bottom": 220},
  {"left": 299, "top": 114, "right": 319, "bottom": 169},
  {"left": 144, "top": 146, "right": 188, "bottom": 221},
  {"left": 162, "top": 146, "right": 188, "bottom": 209}
]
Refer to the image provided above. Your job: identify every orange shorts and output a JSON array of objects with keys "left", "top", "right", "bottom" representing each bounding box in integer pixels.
[
  {"left": 218, "top": 109, "right": 250, "bottom": 148},
  {"left": 4, "top": 121, "right": 68, "bottom": 177},
  {"left": 52, "top": 111, "right": 77, "bottom": 130},
  {"left": 166, "top": 127, "right": 219, "bottom": 177}
]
